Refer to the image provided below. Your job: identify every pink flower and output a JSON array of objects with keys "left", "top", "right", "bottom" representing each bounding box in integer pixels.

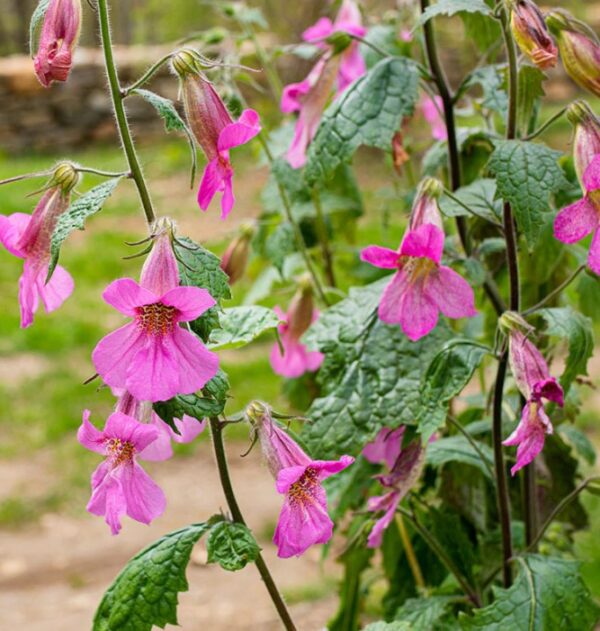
[
  {"left": 270, "top": 283, "right": 324, "bottom": 378},
  {"left": 503, "top": 330, "right": 564, "bottom": 475},
  {"left": 554, "top": 154, "right": 600, "bottom": 275},
  {"left": 33, "top": 0, "right": 82, "bottom": 88},
  {"left": 421, "top": 96, "right": 447, "bottom": 141},
  {"left": 362, "top": 427, "right": 404, "bottom": 469},
  {"left": 0, "top": 165, "right": 78, "bottom": 328},
  {"left": 175, "top": 54, "right": 261, "bottom": 218},
  {"left": 78, "top": 410, "right": 167, "bottom": 535},
  {"left": 249, "top": 402, "right": 353, "bottom": 558},
  {"left": 367, "top": 438, "right": 425, "bottom": 547},
  {"left": 361, "top": 223, "right": 476, "bottom": 341},
  {"left": 220, "top": 222, "right": 254, "bottom": 285},
  {"left": 509, "top": 0, "right": 558, "bottom": 70},
  {"left": 282, "top": 0, "right": 366, "bottom": 168},
  {"left": 92, "top": 231, "right": 219, "bottom": 402},
  {"left": 567, "top": 101, "right": 600, "bottom": 187}
]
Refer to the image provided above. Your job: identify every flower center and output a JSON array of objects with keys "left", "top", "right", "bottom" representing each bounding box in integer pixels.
[
  {"left": 135, "top": 303, "right": 178, "bottom": 336},
  {"left": 287, "top": 467, "right": 319, "bottom": 505},
  {"left": 106, "top": 438, "right": 135, "bottom": 467},
  {"left": 402, "top": 256, "right": 437, "bottom": 281},
  {"left": 589, "top": 189, "right": 600, "bottom": 213}
]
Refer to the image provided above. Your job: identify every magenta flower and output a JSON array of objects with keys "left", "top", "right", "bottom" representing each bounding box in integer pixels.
[
  {"left": 175, "top": 55, "right": 261, "bottom": 218},
  {"left": 0, "top": 167, "right": 78, "bottom": 328},
  {"left": 249, "top": 402, "right": 354, "bottom": 558},
  {"left": 567, "top": 101, "right": 600, "bottom": 186},
  {"left": 92, "top": 231, "right": 219, "bottom": 402},
  {"left": 554, "top": 154, "right": 600, "bottom": 275},
  {"left": 33, "top": 0, "right": 82, "bottom": 88},
  {"left": 421, "top": 95, "right": 447, "bottom": 141},
  {"left": 78, "top": 410, "right": 166, "bottom": 535},
  {"left": 362, "top": 426, "right": 404, "bottom": 469},
  {"left": 361, "top": 224, "right": 476, "bottom": 341},
  {"left": 503, "top": 330, "right": 564, "bottom": 475},
  {"left": 367, "top": 437, "right": 425, "bottom": 548},
  {"left": 141, "top": 413, "right": 206, "bottom": 461},
  {"left": 281, "top": 0, "right": 366, "bottom": 168}
]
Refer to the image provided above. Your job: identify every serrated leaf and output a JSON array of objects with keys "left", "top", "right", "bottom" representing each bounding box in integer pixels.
[
  {"left": 440, "top": 178, "right": 502, "bottom": 223},
  {"left": 173, "top": 237, "right": 231, "bottom": 342},
  {"left": 305, "top": 57, "right": 419, "bottom": 186},
  {"left": 537, "top": 307, "right": 594, "bottom": 392},
  {"left": 93, "top": 523, "right": 212, "bottom": 631},
  {"left": 47, "top": 178, "right": 122, "bottom": 281},
  {"left": 461, "top": 65, "right": 508, "bottom": 116},
  {"left": 394, "top": 595, "right": 456, "bottom": 630},
  {"left": 134, "top": 89, "right": 186, "bottom": 132},
  {"left": 426, "top": 435, "right": 494, "bottom": 478},
  {"left": 206, "top": 521, "right": 260, "bottom": 571},
  {"left": 301, "top": 279, "right": 452, "bottom": 459},
  {"left": 488, "top": 140, "right": 567, "bottom": 246},
  {"left": 29, "top": 0, "right": 50, "bottom": 57},
  {"left": 415, "top": 0, "right": 492, "bottom": 28},
  {"left": 460, "top": 555, "right": 599, "bottom": 630},
  {"left": 207, "top": 306, "right": 281, "bottom": 350},
  {"left": 417, "top": 341, "right": 488, "bottom": 442}
]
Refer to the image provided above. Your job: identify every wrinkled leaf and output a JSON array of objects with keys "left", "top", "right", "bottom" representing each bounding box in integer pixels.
[
  {"left": 394, "top": 595, "right": 456, "bottom": 630},
  {"left": 440, "top": 179, "right": 502, "bottom": 223},
  {"left": 415, "top": 0, "right": 492, "bottom": 28},
  {"left": 206, "top": 521, "right": 260, "bottom": 571},
  {"left": 207, "top": 306, "right": 281, "bottom": 350},
  {"left": 134, "top": 89, "right": 186, "bottom": 132},
  {"left": 153, "top": 394, "right": 224, "bottom": 429},
  {"left": 426, "top": 435, "right": 494, "bottom": 478}
]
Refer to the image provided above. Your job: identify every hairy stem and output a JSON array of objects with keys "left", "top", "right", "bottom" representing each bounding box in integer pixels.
[
  {"left": 123, "top": 52, "right": 174, "bottom": 96},
  {"left": 523, "top": 106, "right": 568, "bottom": 141},
  {"left": 448, "top": 416, "right": 495, "bottom": 480},
  {"left": 97, "top": 0, "right": 156, "bottom": 227},
  {"left": 311, "top": 189, "right": 337, "bottom": 288},
  {"left": 523, "top": 265, "right": 586, "bottom": 316},
  {"left": 208, "top": 418, "right": 297, "bottom": 631}
]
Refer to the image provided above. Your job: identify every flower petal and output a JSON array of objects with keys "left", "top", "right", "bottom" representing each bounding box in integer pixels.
[
  {"left": 360, "top": 245, "right": 400, "bottom": 269},
  {"left": 399, "top": 278, "right": 439, "bottom": 341},
  {"left": 161, "top": 286, "right": 216, "bottom": 321},
  {"left": 554, "top": 197, "right": 598, "bottom": 244},
  {"left": 400, "top": 224, "right": 444, "bottom": 264},
  {"left": 119, "top": 462, "right": 166, "bottom": 526},
  {"left": 172, "top": 415, "right": 206, "bottom": 444},
  {"left": 38, "top": 264, "right": 74, "bottom": 314},
  {"left": 86, "top": 465, "right": 125, "bottom": 536},
  {"left": 18, "top": 262, "right": 40, "bottom": 329},
  {"left": 104, "top": 412, "right": 160, "bottom": 453},
  {"left": 0, "top": 212, "right": 29, "bottom": 258},
  {"left": 312, "top": 455, "right": 354, "bottom": 481},
  {"left": 220, "top": 170, "right": 235, "bottom": 219},
  {"left": 77, "top": 410, "right": 106, "bottom": 454},
  {"left": 197, "top": 158, "right": 222, "bottom": 211},
  {"left": 588, "top": 227, "right": 600, "bottom": 275},
  {"left": 378, "top": 269, "right": 410, "bottom": 325},
  {"left": 503, "top": 401, "right": 552, "bottom": 475},
  {"left": 583, "top": 154, "right": 600, "bottom": 191},
  {"left": 427, "top": 266, "right": 477, "bottom": 319},
  {"left": 302, "top": 17, "right": 334, "bottom": 42},
  {"left": 367, "top": 491, "right": 401, "bottom": 548},
  {"left": 217, "top": 109, "right": 261, "bottom": 152},
  {"left": 138, "top": 415, "right": 174, "bottom": 462},
  {"left": 168, "top": 326, "right": 220, "bottom": 394},
  {"left": 103, "top": 278, "right": 158, "bottom": 316},
  {"left": 276, "top": 465, "right": 308, "bottom": 494}
]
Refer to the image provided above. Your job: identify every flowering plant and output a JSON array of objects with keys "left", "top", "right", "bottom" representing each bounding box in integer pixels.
[{"left": 3, "top": 0, "right": 600, "bottom": 629}]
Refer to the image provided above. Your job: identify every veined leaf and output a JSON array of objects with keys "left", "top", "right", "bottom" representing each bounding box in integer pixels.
[
  {"left": 207, "top": 306, "right": 281, "bottom": 350},
  {"left": 206, "top": 521, "right": 261, "bottom": 571},
  {"left": 415, "top": 0, "right": 492, "bottom": 28},
  {"left": 426, "top": 435, "right": 494, "bottom": 478}
]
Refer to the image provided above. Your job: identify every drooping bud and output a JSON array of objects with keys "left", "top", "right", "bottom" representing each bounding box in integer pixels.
[
  {"left": 408, "top": 177, "right": 444, "bottom": 231},
  {"left": 567, "top": 100, "right": 600, "bottom": 186},
  {"left": 286, "top": 276, "right": 316, "bottom": 340},
  {"left": 391, "top": 131, "right": 410, "bottom": 176},
  {"left": 49, "top": 161, "right": 79, "bottom": 195},
  {"left": 140, "top": 219, "right": 180, "bottom": 295},
  {"left": 221, "top": 222, "right": 254, "bottom": 284},
  {"left": 509, "top": 0, "right": 558, "bottom": 70},
  {"left": 498, "top": 310, "right": 534, "bottom": 336},
  {"left": 33, "top": 0, "right": 82, "bottom": 88},
  {"left": 547, "top": 10, "right": 600, "bottom": 98}
]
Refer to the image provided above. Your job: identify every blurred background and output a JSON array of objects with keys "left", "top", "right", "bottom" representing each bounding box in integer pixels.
[{"left": 0, "top": 1, "right": 599, "bottom": 630}]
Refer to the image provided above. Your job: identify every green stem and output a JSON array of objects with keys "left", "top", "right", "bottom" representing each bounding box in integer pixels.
[
  {"left": 522, "top": 265, "right": 586, "bottom": 316},
  {"left": 448, "top": 416, "right": 495, "bottom": 480},
  {"left": 75, "top": 166, "right": 131, "bottom": 178},
  {"left": 208, "top": 418, "right": 297, "bottom": 631},
  {"left": 311, "top": 188, "right": 337, "bottom": 288},
  {"left": 0, "top": 171, "right": 50, "bottom": 186},
  {"left": 122, "top": 52, "right": 174, "bottom": 96},
  {"left": 244, "top": 23, "right": 282, "bottom": 101},
  {"left": 97, "top": 0, "right": 156, "bottom": 227},
  {"left": 523, "top": 106, "right": 568, "bottom": 141}
]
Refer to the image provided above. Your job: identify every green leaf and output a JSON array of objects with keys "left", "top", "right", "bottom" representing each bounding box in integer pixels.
[
  {"left": 394, "top": 595, "right": 456, "bottom": 630},
  {"left": 559, "top": 424, "right": 597, "bottom": 466},
  {"left": 173, "top": 237, "right": 231, "bottom": 342},
  {"left": 363, "top": 623, "right": 412, "bottom": 631},
  {"left": 93, "top": 523, "right": 211, "bottom": 631},
  {"left": 415, "top": 0, "right": 492, "bottom": 28},
  {"left": 207, "top": 306, "right": 281, "bottom": 350},
  {"left": 360, "top": 24, "right": 404, "bottom": 68},
  {"left": 440, "top": 178, "right": 502, "bottom": 223},
  {"left": 461, "top": 9, "right": 501, "bottom": 52},
  {"left": 417, "top": 341, "right": 488, "bottom": 442},
  {"left": 47, "top": 178, "right": 122, "bottom": 281},
  {"left": 461, "top": 65, "right": 508, "bottom": 116},
  {"left": 488, "top": 140, "right": 567, "bottom": 246},
  {"left": 29, "top": 0, "right": 50, "bottom": 56},
  {"left": 206, "top": 521, "right": 261, "bottom": 571},
  {"left": 153, "top": 394, "right": 224, "bottom": 429},
  {"left": 426, "top": 435, "right": 494, "bottom": 478},
  {"left": 305, "top": 57, "right": 419, "bottom": 186},
  {"left": 460, "top": 555, "right": 599, "bottom": 630},
  {"left": 516, "top": 66, "right": 545, "bottom": 137},
  {"left": 302, "top": 279, "right": 452, "bottom": 459},
  {"left": 264, "top": 221, "right": 295, "bottom": 272},
  {"left": 134, "top": 89, "right": 186, "bottom": 132},
  {"left": 537, "top": 307, "right": 594, "bottom": 392}
]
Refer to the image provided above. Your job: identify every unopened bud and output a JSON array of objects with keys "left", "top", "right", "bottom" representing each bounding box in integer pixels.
[
  {"left": 140, "top": 220, "right": 180, "bottom": 295},
  {"left": 567, "top": 100, "right": 600, "bottom": 185},
  {"left": 221, "top": 223, "right": 254, "bottom": 285},
  {"left": 50, "top": 162, "right": 79, "bottom": 195},
  {"left": 245, "top": 400, "right": 270, "bottom": 425},
  {"left": 509, "top": 0, "right": 557, "bottom": 70},
  {"left": 499, "top": 311, "right": 533, "bottom": 335},
  {"left": 326, "top": 31, "right": 353, "bottom": 55},
  {"left": 547, "top": 10, "right": 600, "bottom": 98},
  {"left": 171, "top": 49, "right": 201, "bottom": 78},
  {"left": 409, "top": 177, "right": 444, "bottom": 231},
  {"left": 287, "top": 277, "right": 315, "bottom": 339}
]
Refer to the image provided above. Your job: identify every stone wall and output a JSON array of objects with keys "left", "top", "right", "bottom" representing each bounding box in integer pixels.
[{"left": 0, "top": 46, "right": 178, "bottom": 153}]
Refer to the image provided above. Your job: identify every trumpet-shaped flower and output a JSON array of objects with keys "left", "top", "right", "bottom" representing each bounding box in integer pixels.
[
  {"left": 554, "top": 154, "right": 600, "bottom": 275},
  {"left": 34, "top": 0, "right": 82, "bottom": 87},
  {"left": 509, "top": 0, "right": 558, "bottom": 70},
  {"left": 362, "top": 426, "right": 404, "bottom": 469},
  {"left": 92, "top": 232, "right": 219, "bottom": 402},
  {"left": 78, "top": 410, "right": 166, "bottom": 535},
  {"left": 248, "top": 402, "right": 353, "bottom": 558},
  {"left": 503, "top": 329, "right": 564, "bottom": 475}
]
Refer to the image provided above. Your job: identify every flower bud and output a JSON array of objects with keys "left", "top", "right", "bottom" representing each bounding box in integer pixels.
[
  {"left": 34, "top": 0, "right": 82, "bottom": 88},
  {"left": 221, "top": 222, "right": 254, "bottom": 285},
  {"left": 140, "top": 220, "right": 180, "bottom": 295},
  {"left": 499, "top": 310, "right": 534, "bottom": 336},
  {"left": 547, "top": 10, "right": 600, "bottom": 98},
  {"left": 49, "top": 161, "right": 79, "bottom": 195},
  {"left": 509, "top": 0, "right": 557, "bottom": 70},
  {"left": 391, "top": 131, "right": 410, "bottom": 176},
  {"left": 326, "top": 31, "right": 353, "bottom": 55},
  {"left": 567, "top": 100, "right": 600, "bottom": 185},
  {"left": 408, "top": 177, "right": 444, "bottom": 231},
  {"left": 287, "top": 276, "right": 315, "bottom": 339}
]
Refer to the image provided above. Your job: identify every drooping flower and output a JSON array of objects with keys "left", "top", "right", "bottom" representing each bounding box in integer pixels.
[
  {"left": 173, "top": 50, "right": 261, "bottom": 219},
  {"left": 360, "top": 179, "right": 476, "bottom": 341},
  {"left": 92, "top": 228, "right": 219, "bottom": 402},
  {"left": 220, "top": 222, "right": 255, "bottom": 285},
  {"left": 33, "top": 0, "right": 82, "bottom": 88},
  {"left": 78, "top": 410, "right": 166, "bottom": 535},
  {"left": 281, "top": 0, "right": 367, "bottom": 168},
  {"left": 566, "top": 100, "right": 600, "bottom": 187},
  {"left": 421, "top": 96, "right": 447, "bottom": 141},
  {"left": 247, "top": 401, "right": 354, "bottom": 558},
  {"left": 501, "top": 324, "right": 564, "bottom": 475},
  {"left": 270, "top": 280, "right": 324, "bottom": 378},
  {"left": 509, "top": 0, "right": 558, "bottom": 70},
  {"left": 366, "top": 436, "right": 426, "bottom": 548},
  {"left": 0, "top": 162, "right": 78, "bottom": 328},
  {"left": 554, "top": 154, "right": 600, "bottom": 275},
  {"left": 547, "top": 10, "right": 600, "bottom": 98},
  {"left": 362, "top": 426, "right": 404, "bottom": 470}
]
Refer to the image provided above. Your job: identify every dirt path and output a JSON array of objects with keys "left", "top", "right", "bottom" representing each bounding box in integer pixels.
[{"left": 0, "top": 442, "right": 338, "bottom": 631}]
